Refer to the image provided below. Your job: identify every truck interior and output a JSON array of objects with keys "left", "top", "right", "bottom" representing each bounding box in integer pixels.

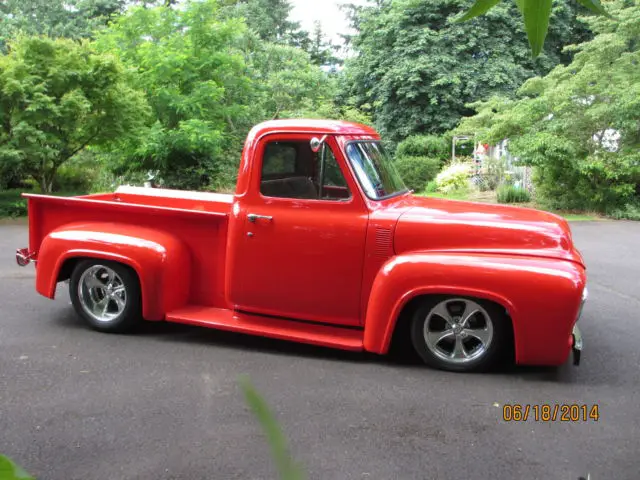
[{"left": 259, "top": 140, "right": 351, "bottom": 201}]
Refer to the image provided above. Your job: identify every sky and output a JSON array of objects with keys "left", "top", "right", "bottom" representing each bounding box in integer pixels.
[{"left": 289, "top": 0, "right": 368, "bottom": 45}]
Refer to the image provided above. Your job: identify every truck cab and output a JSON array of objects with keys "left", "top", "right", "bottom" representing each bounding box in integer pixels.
[{"left": 16, "top": 119, "right": 587, "bottom": 372}]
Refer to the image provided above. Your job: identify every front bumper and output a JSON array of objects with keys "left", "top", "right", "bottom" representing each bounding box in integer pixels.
[
  {"left": 572, "top": 324, "right": 583, "bottom": 366},
  {"left": 571, "top": 286, "right": 588, "bottom": 366}
]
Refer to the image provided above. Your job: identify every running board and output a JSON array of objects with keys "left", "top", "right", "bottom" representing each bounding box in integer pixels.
[{"left": 165, "top": 306, "right": 364, "bottom": 351}]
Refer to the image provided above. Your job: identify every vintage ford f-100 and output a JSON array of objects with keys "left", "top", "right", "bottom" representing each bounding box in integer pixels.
[{"left": 16, "top": 120, "right": 587, "bottom": 372}]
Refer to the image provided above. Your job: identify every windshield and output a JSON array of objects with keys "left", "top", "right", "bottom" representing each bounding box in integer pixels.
[{"left": 345, "top": 141, "right": 408, "bottom": 200}]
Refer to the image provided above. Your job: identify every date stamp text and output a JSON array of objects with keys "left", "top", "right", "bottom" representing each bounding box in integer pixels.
[{"left": 502, "top": 404, "right": 599, "bottom": 422}]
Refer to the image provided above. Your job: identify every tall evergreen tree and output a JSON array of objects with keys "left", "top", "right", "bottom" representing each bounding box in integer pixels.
[{"left": 340, "top": 0, "right": 592, "bottom": 142}]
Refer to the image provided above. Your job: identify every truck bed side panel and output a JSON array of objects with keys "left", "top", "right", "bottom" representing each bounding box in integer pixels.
[{"left": 26, "top": 194, "right": 230, "bottom": 310}]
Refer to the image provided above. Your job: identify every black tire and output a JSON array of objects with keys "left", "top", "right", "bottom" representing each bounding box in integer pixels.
[
  {"left": 410, "top": 295, "right": 510, "bottom": 372},
  {"left": 69, "top": 259, "right": 142, "bottom": 333}
]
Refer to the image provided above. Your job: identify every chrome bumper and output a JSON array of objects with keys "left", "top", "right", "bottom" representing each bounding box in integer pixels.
[
  {"left": 572, "top": 324, "right": 583, "bottom": 366},
  {"left": 16, "top": 248, "right": 34, "bottom": 267},
  {"left": 571, "top": 286, "right": 588, "bottom": 366}
]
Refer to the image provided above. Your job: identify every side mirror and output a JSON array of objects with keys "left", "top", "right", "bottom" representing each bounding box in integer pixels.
[{"left": 310, "top": 135, "right": 327, "bottom": 153}]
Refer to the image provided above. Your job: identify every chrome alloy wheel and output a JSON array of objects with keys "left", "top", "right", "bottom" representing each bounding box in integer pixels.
[
  {"left": 423, "top": 298, "right": 494, "bottom": 364},
  {"left": 77, "top": 265, "right": 127, "bottom": 323}
]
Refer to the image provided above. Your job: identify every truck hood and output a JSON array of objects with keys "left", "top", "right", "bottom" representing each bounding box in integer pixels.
[{"left": 393, "top": 196, "right": 585, "bottom": 266}]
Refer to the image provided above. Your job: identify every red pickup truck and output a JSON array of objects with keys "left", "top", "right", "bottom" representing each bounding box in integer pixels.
[{"left": 16, "top": 119, "right": 587, "bottom": 372}]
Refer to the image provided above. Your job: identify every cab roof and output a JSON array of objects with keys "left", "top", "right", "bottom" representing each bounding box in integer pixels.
[{"left": 248, "top": 119, "right": 380, "bottom": 138}]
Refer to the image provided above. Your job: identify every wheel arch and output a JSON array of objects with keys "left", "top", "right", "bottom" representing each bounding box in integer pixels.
[
  {"left": 387, "top": 291, "right": 515, "bottom": 363},
  {"left": 363, "top": 251, "right": 586, "bottom": 366},
  {"left": 36, "top": 223, "right": 192, "bottom": 321},
  {"left": 370, "top": 285, "right": 517, "bottom": 355}
]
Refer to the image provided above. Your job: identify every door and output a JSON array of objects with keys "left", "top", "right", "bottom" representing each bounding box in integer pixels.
[{"left": 229, "top": 134, "right": 368, "bottom": 327}]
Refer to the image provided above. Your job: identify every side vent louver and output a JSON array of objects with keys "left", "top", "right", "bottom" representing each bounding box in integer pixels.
[{"left": 374, "top": 227, "right": 393, "bottom": 258}]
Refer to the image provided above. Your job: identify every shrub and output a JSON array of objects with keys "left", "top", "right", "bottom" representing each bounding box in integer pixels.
[
  {"left": 435, "top": 162, "right": 472, "bottom": 194},
  {"left": 0, "top": 189, "right": 88, "bottom": 218},
  {"left": 394, "top": 156, "right": 442, "bottom": 191},
  {"left": 497, "top": 185, "right": 532, "bottom": 204},
  {"left": 52, "top": 153, "right": 99, "bottom": 193},
  {"left": 610, "top": 202, "right": 640, "bottom": 221},
  {"left": 0, "top": 190, "right": 27, "bottom": 218},
  {"left": 425, "top": 180, "right": 438, "bottom": 193},
  {"left": 477, "top": 156, "right": 507, "bottom": 191},
  {"left": 396, "top": 135, "right": 449, "bottom": 160}
]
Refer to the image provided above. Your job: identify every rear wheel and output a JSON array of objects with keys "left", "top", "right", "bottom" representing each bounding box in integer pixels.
[
  {"left": 69, "top": 259, "right": 141, "bottom": 333},
  {"left": 410, "top": 296, "right": 509, "bottom": 372}
]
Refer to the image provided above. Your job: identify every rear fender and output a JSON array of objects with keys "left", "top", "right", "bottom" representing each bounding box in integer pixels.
[
  {"left": 364, "top": 252, "right": 586, "bottom": 366},
  {"left": 36, "top": 222, "right": 191, "bottom": 320}
]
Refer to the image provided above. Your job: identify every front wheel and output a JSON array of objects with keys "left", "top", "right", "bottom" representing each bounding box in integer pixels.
[
  {"left": 69, "top": 259, "right": 142, "bottom": 333},
  {"left": 410, "top": 296, "right": 510, "bottom": 372}
]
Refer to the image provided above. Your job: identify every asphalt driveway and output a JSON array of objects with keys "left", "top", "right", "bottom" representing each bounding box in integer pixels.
[{"left": 1, "top": 220, "right": 639, "bottom": 480}]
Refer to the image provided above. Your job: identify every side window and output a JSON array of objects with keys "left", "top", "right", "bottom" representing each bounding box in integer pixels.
[
  {"left": 260, "top": 139, "right": 351, "bottom": 201},
  {"left": 316, "top": 148, "right": 351, "bottom": 200},
  {"left": 262, "top": 143, "right": 297, "bottom": 178}
]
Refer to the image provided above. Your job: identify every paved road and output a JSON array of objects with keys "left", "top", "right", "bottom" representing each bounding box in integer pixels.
[{"left": 1, "top": 221, "right": 639, "bottom": 480}]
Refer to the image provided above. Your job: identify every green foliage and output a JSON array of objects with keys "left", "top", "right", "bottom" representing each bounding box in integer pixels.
[
  {"left": 521, "top": 0, "right": 553, "bottom": 57},
  {"left": 456, "top": 0, "right": 501, "bottom": 22},
  {"left": 477, "top": 156, "right": 507, "bottom": 191},
  {"left": 458, "top": 0, "right": 640, "bottom": 212},
  {"left": 0, "top": 189, "right": 90, "bottom": 217},
  {"left": 0, "top": 0, "right": 126, "bottom": 48},
  {"left": 95, "top": 0, "right": 253, "bottom": 189},
  {"left": 0, "top": 36, "right": 149, "bottom": 192},
  {"left": 281, "top": 101, "right": 372, "bottom": 126},
  {"left": 94, "top": 0, "right": 342, "bottom": 190},
  {"left": 610, "top": 203, "right": 640, "bottom": 221},
  {"left": 457, "top": 0, "right": 612, "bottom": 57},
  {"left": 250, "top": 42, "right": 336, "bottom": 121},
  {"left": 394, "top": 156, "right": 442, "bottom": 192},
  {"left": 223, "top": 0, "right": 301, "bottom": 45},
  {"left": 435, "top": 162, "right": 472, "bottom": 194},
  {"left": 307, "top": 21, "right": 340, "bottom": 67},
  {"left": 0, "top": 454, "right": 34, "bottom": 480},
  {"left": 342, "top": 0, "right": 592, "bottom": 143},
  {"left": 52, "top": 152, "right": 99, "bottom": 192},
  {"left": 0, "top": 190, "right": 27, "bottom": 218},
  {"left": 396, "top": 135, "right": 449, "bottom": 161},
  {"left": 496, "top": 184, "right": 531, "bottom": 203},
  {"left": 221, "top": 1, "right": 340, "bottom": 67},
  {"left": 425, "top": 179, "right": 438, "bottom": 193},
  {"left": 240, "top": 377, "right": 306, "bottom": 480}
]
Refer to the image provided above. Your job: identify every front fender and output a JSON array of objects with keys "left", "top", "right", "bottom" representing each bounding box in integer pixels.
[
  {"left": 36, "top": 222, "right": 191, "bottom": 321},
  {"left": 364, "top": 252, "right": 586, "bottom": 366}
]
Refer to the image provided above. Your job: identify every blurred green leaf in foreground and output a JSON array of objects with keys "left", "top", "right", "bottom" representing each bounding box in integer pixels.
[
  {"left": 0, "top": 455, "right": 35, "bottom": 480},
  {"left": 240, "top": 377, "right": 306, "bottom": 480},
  {"left": 456, "top": 0, "right": 613, "bottom": 57}
]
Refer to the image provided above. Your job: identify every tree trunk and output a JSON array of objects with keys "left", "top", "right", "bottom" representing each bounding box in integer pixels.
[{"left": 38, "top": 168, "right": 57, "bottom": 194}]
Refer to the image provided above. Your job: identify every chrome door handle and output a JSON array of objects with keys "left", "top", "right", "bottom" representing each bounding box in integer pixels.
[{"left": 247, "top": 213, "right": 273, "bottom": 223}]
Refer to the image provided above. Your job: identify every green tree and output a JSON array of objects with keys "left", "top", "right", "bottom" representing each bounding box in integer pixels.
[
  {"left": 0, "top": 36, "right": 149, "bottom": 192},
  {"left": 95, "top": 0, "right": 348, "bottom": 190},
  {"left": 223, "top": 0, "right": 302, "bottom": 44},
  {"left": 341, "top": 0, "right": 592, "bottom": 143},
  {"left": 249, "top": 42, "right": 337, "bottom": 120},
  {"left": 308, "top": 21, "right": 340, "bottom": 67},
  {"left": 0, "top": 0, "right": 127, "bottom": 47},
  {"left": 457, "top": 0, "right": 612, "bottom": 57},
  {"left": 95, "top": 0, "right": 255, "bottom": 190},
  {"left": 457, "top": 0, "right": 640, "bottom": 212}
]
